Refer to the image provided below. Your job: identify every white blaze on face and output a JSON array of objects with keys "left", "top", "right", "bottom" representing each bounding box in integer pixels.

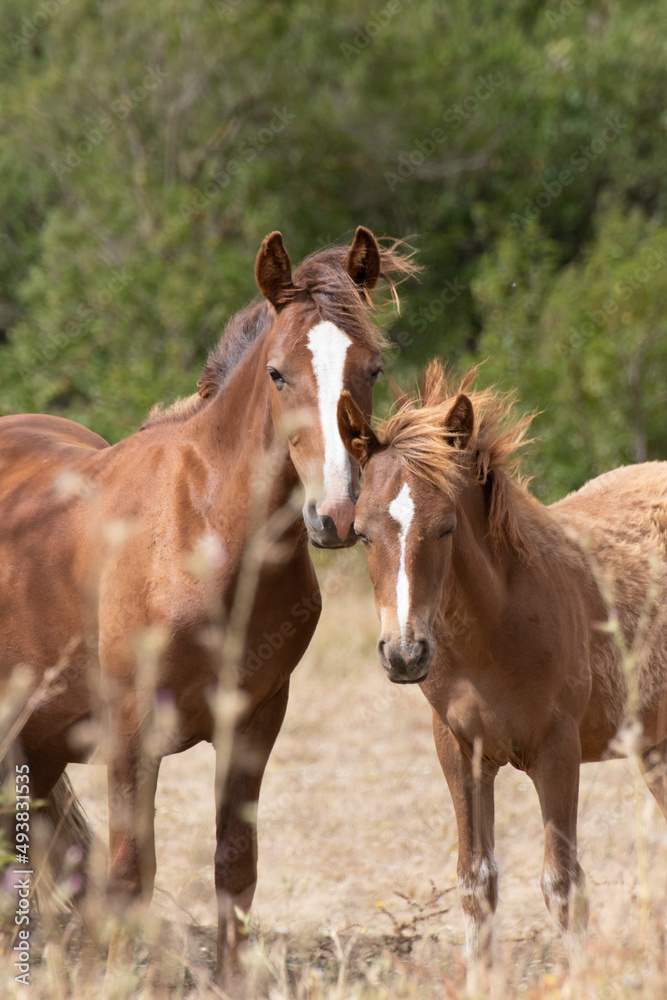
[
  {"left": 306, "top": 320, "right": 353, "bottom": 501},
  {"left": 389, "top": 482, "right": 415, "bottom": 646}
]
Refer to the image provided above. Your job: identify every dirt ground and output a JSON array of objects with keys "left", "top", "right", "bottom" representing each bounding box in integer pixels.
[
  {"left": 59, "top": 550, "right": 667, "bottom": 997},
  {"left": 0, "top": 551, "right": 662, "bottom": 997}
]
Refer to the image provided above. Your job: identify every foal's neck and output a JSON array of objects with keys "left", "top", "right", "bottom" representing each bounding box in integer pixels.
[
  {"left": 446, "top": 482, "right": 508, "bottom": 632},
  {"left": 446, "top": 476, "right": 561, "bottom": 640}
]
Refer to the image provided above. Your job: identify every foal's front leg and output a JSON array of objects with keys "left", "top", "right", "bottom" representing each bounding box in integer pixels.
[
  {"left": 528, "top": 718, "right": 589, "bottom": 939},
  {"left": 214, "top": 681, "right": 290, "bottom": 988},
  {"left": 433, "top": 718, "right": 499, "bottom": 962},
  {"left": 105, "top": 691, "right": 161, "bottom": 962}
]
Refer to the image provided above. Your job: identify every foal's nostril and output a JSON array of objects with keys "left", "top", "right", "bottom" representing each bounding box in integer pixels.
[
  {"left": 305, "top": 502, "right": 322, "bottom": 530},
  {"left": 413, "top": 639, "right": 430, "bottom": 663},
  {"left": 414, "top": 637, "right": 435, "bottom": 673},
  {"left": 378, "top": 638, "right": 400, "bottom": 674}
]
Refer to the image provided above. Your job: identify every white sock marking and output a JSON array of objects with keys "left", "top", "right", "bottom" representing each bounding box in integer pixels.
[
  {"left": 307, "top": 321, "right": 353, "bottom": 502},
  {"left": 389, "top": 482, "right": 415, "bottom": 646}
]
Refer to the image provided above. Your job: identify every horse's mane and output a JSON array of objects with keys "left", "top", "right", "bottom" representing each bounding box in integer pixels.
[
  {"left": 376, "top": 360, "right": 535, "bottom": 557},
  {"left": 144, "top": 237, "right": 419, "bottom": 429}
]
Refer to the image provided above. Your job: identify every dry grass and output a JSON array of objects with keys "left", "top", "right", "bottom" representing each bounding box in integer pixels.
[{"left": 1, "top": 550, "right": 666, "bottom": 997}]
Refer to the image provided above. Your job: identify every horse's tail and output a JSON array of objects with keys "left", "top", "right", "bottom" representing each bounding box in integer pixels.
[{"left": 34, "top": 771, "right": 99, "bottom": 918}]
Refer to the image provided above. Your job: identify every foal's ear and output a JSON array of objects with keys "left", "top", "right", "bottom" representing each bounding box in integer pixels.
[
  {"left": 337, "top": 391, "right": 379, "bottom": 467},
  {"left": 255, "top": 231, "right": 295, "bottom": 310},
  {"left": 444, "top": 393, "right": 474, "bottom": 450},
  {"left": 345, "top": 226, "right": 381, "bottom": 294}
]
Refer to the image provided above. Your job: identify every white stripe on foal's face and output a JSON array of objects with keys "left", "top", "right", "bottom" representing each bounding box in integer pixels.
[
  {"left": 389, "top": 481, "right": 415, "bottom": 646},
  {"left": 307, "top": 320, "right": 353, "bottom": 499}
]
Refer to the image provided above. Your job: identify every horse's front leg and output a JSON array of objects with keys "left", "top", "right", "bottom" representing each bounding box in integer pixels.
[
  {"left": 104, "top": 692, "right": 161, "bottom": 965},
  {"left": 528, "top": 717, "right": 589, "bottom": 940},
  {"left": 433, "top": 718, "right": 499, "bottom": 966},
  {"left": 214, "top": 681, "right": 290, "bottom": 988}
]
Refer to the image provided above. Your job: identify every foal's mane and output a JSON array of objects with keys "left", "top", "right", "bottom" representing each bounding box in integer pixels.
[
  {"left": 376, "top": 360, "right": 534, "bottom": 557},
  {"left": 144, "top": 237, "right": 419, "bottom": 428}
]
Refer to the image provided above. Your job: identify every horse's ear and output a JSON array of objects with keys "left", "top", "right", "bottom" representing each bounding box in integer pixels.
[
  {"left": 345, "top": 226, "right": 381, "bottom": 294},
  {"left": 337, "top": 391, "right": 378, "bottom": 467},
  {"left": 255, "top": 231, "right": 295, "bottom": 310},
  {"left": 444, "top": 393, "right": 474, "bottom": 450}
]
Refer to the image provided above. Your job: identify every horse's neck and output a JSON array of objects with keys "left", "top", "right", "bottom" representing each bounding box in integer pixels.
[{"left": 185, "top": 334, "right": 298, "bottom": 525}]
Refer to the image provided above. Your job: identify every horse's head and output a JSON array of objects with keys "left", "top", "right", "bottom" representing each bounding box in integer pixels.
[
  {"left": 337, "top": 386, "right": 475, "bottom": 682},
  {"left": 255, "top": 227, "right": 385, "bottom": 549}
]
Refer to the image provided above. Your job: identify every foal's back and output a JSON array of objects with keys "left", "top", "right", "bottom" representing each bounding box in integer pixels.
[
  {"left": 551, "top": 460, "right": 667, "bottom": 743},
  {"left": 553, "top": 461, "right": 667, "bottom": 540},
  {"left": 552, "top": 461, "right": 667, "bottom": 593}
]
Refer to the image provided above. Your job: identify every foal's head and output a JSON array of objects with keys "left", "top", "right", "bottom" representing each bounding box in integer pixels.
[
  {"left": 338, "top": 362, "right": 531, "bottom": 680},
  {"left": 147, "top": 228, "right": 418, "bottom": 549},
  {"left": 252, "top": 228, "right": 385, "bottom": 548}
]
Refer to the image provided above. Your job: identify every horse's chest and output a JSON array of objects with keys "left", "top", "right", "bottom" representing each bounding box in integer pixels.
[
  {"left": 424, "top": 666, "right": 547, "bottom": 764},
  {"left": 236, "top": 571, "right": 322, "bottom": 693}
]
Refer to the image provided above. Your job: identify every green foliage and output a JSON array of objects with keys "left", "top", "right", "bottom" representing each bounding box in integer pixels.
[
  {"left": 474, "top": 206, "right": 667, "bottom": 501},
  {"left": 0, "top": 0, "right": 665, "bottom": 496}
]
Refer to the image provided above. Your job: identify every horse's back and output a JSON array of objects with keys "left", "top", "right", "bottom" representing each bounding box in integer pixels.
[
  {"left": 0, "top": 414, "right": 110, "bottom": 681},
  {"left": 0, "top": 412, "right": 108, "bottom": 509},
  {"left": 0, "top": 412, "right": 109, "bottom": 460}
]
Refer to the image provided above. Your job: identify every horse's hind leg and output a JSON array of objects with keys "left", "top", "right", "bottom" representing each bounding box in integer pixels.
[
  {"left": 640, "top": 739, "right": 667, "bottom": 820},
  {"left": 26, "top": 753, "right": 95, "bottom": 911},
  {"left": 25, "top": 753, "right": 70, "bottom": 881},
  {"left": 1, "top": 754, "right": 84, "bottom": 936}
]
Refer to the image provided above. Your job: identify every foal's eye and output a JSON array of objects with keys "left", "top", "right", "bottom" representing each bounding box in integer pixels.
[
  {"left": 267, "top": 367, "right": 286, "bottom": 389},
  {"left": 354, "top": 526, "right": 369, "bottom": 544},
  {"left": 438, "top": 525, "right": 456, "bottom": 540},
  {"left": 369, "top": 366, "right": 383, "bottom": 384}
]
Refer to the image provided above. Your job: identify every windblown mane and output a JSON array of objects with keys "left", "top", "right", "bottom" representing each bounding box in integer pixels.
[
  {"left": 143, "top": 236, "right": 419, "bottom": 429},
  {"left": 376, "top": 360, "right": 534, "bottom": 556}
]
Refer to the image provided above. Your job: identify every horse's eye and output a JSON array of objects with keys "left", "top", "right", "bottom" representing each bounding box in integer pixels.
[
  {"left": 354, "top": 526, "right": 369, "bottom": 544},
  {"left": 370, "top": 366, "right": 383, "bottom": 384},
  {"left": 267, "top": 367, "right": 286, "bottom": 389},
  {"left": 438, "top": 525, "right": 455, "bottom": 540}
]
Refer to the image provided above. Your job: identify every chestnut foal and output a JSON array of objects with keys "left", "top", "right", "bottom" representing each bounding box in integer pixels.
[
  {"left": 0, "top": 227, "right": 417, "bottom": 985},
  {"left": 338, "top": 361, "right": 667, "bottom": 961}
]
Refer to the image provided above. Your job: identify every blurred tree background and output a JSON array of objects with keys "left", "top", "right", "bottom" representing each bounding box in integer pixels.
[{"left": 0, "top": 0, "right": 666, "bottom": 501}]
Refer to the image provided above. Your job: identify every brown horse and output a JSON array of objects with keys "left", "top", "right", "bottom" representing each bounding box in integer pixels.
[
  {"left": 338, "top": 360, "right": 667, "bottom": 960},
  {"left": 0, "top": 227, "right": 417, "bottom": 984}
]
